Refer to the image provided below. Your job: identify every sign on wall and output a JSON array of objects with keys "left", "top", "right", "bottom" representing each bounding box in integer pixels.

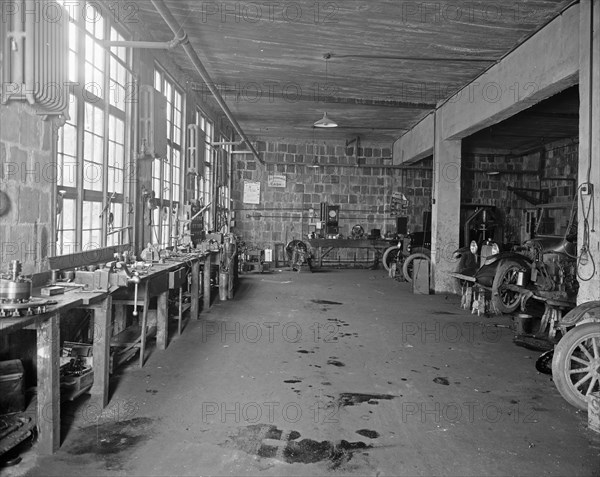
[
  {"left": 267, "top": 173, "right": 287, "bottom": 188},
  {"left": 390, "top": 192, "right": 409, "bottom": 216},
  {"left": 243, "top": 181, "right": 261, "bottom": 204}
]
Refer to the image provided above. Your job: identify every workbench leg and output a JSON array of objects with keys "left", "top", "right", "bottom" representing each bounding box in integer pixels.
[
  {"left": 114, "top": 304, "right": 127, "bottom": 335},
  {"left": 178, "top": 287, "right": 183, "bottom": 335},
  {"left": 203, "top": 255, "right": 211, "bottom": 312},
  {"left": 37, "top": 313, "right": 60, "bottom": 455},
  {"left": 157, "top": 290, "right": 168, "bottom": 350},
  {"left": 91, "top": 295, "right": 112, "bottom": 408},
  {"left": 191, "top": 261, "right": 200, "bottom": 320},
  {"left": 139, "top": 287, "right": 150, "bottom": 368}
]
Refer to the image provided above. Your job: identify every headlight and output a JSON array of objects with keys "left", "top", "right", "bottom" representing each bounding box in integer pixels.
[
  {"left": 491, "top": 243, "right": 500, "bottom": 255},
  {"left": 470, "top": 240, "right": 478, "bottom": 255}
]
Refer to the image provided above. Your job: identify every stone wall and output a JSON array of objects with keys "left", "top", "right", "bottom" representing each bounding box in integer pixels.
[
  {"left": 232, "top": 140, "right": 432, "bottom": 262},
  {"left": 0, "top": 102, "right": 57, "bottom": 274}
]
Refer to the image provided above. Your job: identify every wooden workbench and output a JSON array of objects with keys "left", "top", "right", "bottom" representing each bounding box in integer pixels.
[
  {"left": 0, "top": 288, "right": 110, "bottom": 455},
  {"left": 307, "top": 239, "right": 395, "bottom": 267},
  {"left": 0, "top": 250, "right": 222, "bottom": 456},
  {"left": 110, "top": 251, "right": 220, "bottom": 367}
]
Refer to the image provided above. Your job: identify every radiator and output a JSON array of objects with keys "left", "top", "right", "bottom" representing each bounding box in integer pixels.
[
  {"left": 186, "top": 124, "right": 206, "bottom": 177},
  {"left": 1, "top": 0, "right": 68, "bottom": 114}
]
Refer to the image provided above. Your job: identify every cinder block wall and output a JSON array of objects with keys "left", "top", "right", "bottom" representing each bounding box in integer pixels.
[
  {"left": 232, "top": 140, "right": 433, "bottom": 257},
  {"left": 462, "top": 139, "right": 578, "bottom": 243},
  {"left": 0, "top": 102, "right": 57, "bottom": 274}
]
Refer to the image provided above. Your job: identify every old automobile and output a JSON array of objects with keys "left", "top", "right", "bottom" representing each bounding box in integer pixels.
[{"left": 452, "top": 205, "right": 578, "bottom": 315}]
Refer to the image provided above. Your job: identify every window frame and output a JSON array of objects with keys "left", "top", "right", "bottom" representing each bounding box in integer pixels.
[
  {"left": 152, "top": 65, "right": 185, "bottom": 248},
  {"left": 55, "top": 1, "right": 134, "bottom": 256}
]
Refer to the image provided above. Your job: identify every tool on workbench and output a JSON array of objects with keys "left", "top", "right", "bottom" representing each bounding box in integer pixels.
[{"left": 0, "top": 261, "right": 54, "bottom": 317}]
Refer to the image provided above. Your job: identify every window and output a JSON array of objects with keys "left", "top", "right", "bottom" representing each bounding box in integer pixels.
[
  {"left": 55, "top": 2, "right": 132, "bottom": 255},
  {"left": 153, "top": 68, "right": 184, "bottom": 247},
  {"left": 196, "top": 110, "right": 214, "bottom": 231},
  {"left": 216, "top": 135, "right": 232, "bottom": 233}
]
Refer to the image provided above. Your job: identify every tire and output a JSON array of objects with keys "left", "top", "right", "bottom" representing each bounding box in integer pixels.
[
  {"left": 491, "top": 260, "right": 522, "bottom": 314},
  {"left": 552, "top": 322, "right": 600, "bottom": 410},
  {"left": 382, "top": 246, "right": 405, "bottom": 272},
  {"left": 410, "top": 247, "right": 430, "bottom": 257},
  {"left": 402, "top": 253, "right": 430, "bottom": 283}
]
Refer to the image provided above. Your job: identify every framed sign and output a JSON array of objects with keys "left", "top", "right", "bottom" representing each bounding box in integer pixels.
[
  {"left": 243, "top": 181, "right": 261, "bottom": 204},
  {"left": 268, "top": 174, "right": 286, "bottom": 188},
  {"left": 390, "top": 192, "right": 409, "bottom": 216}
]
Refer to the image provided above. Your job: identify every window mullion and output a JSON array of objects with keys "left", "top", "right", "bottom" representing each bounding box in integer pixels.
[
  {"left": 75, "top": 16, "right": 85, "bottom": 252},
  {"left": 100, "top": 20, "right": 111, "bottom": 247}
]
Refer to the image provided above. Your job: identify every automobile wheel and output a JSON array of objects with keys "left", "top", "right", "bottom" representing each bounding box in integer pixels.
[
  {"left": 491, "top": 260, "right": 522, "bottom": 313},
  {"left": 552, "top": 323, "right": 600, "bottom": 410},
  {"left": 382, "top": 246, "right": 405, "bottom": 272},
  {"left": 402, "top": 253, "right": 431, "bottom": 283}
]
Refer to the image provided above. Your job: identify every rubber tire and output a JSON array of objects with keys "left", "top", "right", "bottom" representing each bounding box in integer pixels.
[
  {"left": 402, "top": 253, "right": 430, "bottom": 283},
  {"left": 491, "top": 260, "right": 522, "bottom": 314},
  {"left": 382, "top": 246, "right": 405, "bottom": 272},
  {"left": 410, "top": 247, "right": 430, "bottom": 257},
  {"left": 552, "top": 323, "right": 600, "bottom": 410}
]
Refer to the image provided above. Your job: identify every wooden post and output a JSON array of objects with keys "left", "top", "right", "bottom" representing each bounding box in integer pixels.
[
  {"left": 178, "top": 287, "right": 183, "bottom": 334},
  {"left": 157, "top": 290, "right": 168, "bottom": 350},
  {"left": 139, "top": 284, "right": 150, "bottom": 367},
  {"left": 203, "top": 254, "right": 211, "bottom": 312},
  {"left": 37, "top": 313, "right": 60, "bottom": 455},
  {"left": 113, "top": 303, "right": 127, "bottom": 335},
  {"left": 191, "top": 260, "right": 200, "bottom": 320},
  {"left": 90, "top": 295, "right": 112, "bottom": 408}
]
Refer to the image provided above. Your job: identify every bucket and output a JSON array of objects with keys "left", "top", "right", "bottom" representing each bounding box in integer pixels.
[
  {"left": 514, "top": 313, "right": 533, "bottom": 335},
  {"left": 589, "top": 391, "right": 600, "bottom": 433}
]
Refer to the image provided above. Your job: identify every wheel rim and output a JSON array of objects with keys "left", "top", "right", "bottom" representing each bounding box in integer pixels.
[
  {"left": 498, "top": 266, "right": 520, "bottom": 309},
  {"left": 565, "top": 333, "right": 600, "bottom": 401}
]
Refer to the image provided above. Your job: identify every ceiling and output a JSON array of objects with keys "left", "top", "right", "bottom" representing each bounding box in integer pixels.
[
  {"left": 136, "top": 1, "right": 575, "bottom": 145},
  {"left": 463, "top": 85, "right": 580, "bottom": 154}
]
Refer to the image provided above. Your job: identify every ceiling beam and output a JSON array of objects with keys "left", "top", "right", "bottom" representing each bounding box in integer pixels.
[{"left": 191, "top": 85, "right": 436, "bottom": 110}]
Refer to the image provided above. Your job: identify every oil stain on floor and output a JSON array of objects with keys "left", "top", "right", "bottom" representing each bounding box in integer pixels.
[
  {"left": 338, "top": 393, "right": 396, "bottom": 407},
  {"left": 61, "top": 417, "right": 154, "bottom": 470},
  {"left": 224, "top": 424, "right": 373, "bottom": 470}
]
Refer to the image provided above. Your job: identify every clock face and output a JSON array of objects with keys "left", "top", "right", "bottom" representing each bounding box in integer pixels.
[{"left": 328, "top": 210, "right": 337, "bottom": 218}]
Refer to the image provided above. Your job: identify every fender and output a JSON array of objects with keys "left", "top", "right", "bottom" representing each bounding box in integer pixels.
[
  {"left": 481, "top": 251, "right": 531, "bottom": 268},
  {"left": 558, "top": 301, "right": 600, "bottom": 331}
]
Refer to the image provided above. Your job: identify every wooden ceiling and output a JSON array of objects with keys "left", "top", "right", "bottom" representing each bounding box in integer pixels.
[{"left": 136, "top": 1, "right": 574, "bottom": 145}]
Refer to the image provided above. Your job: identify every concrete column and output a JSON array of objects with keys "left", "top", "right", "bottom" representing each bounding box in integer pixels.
[
  {"left": 577, "top": 0, "right": 600, "bottom": 303},
  {"left": 431, "top": 112, "right": 461, "bottom": 293}
]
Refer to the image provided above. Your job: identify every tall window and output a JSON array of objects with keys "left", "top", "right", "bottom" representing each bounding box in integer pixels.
[
  {"left": 56, "top": 2, "right": 132, "bottom": 255},
  {"left": 216, "top": 135, "right": 232, "bottom": 233},
  {"left": 153, "top": 68, "right": 184, "bottom": 247},
  {"left": 196, "top": 110, "right": 214, "bottom": 231}
]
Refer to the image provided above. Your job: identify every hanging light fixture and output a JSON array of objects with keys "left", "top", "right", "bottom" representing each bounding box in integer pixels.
[
  {"left": 314, "top": 112, "right": 337, "bottom": 128},
  {"left": 314, "top": 54, "right": 337, "bottom": 128}
]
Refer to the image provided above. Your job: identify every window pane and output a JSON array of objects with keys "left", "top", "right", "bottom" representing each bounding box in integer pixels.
[{"left": 62, "top": 199, "right": 76, "bottom": 230}]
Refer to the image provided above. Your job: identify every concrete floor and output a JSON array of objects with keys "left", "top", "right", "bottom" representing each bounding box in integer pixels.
[{"left": 4, "top": 269, "right": 600, "bottom": 476}]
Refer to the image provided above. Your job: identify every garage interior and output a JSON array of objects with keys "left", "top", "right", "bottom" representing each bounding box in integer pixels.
[{"left": 0, "top": 0, "right": 599, "bottom": 475}]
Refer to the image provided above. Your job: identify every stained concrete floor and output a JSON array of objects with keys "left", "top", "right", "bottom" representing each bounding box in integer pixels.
[{"left": 3, "top": 269, "right": 600, "bottom": 476}]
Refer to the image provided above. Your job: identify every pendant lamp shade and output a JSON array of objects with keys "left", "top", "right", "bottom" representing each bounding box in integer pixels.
[{"left": 313, "top": 112, "right": 338, "bottom": 128}]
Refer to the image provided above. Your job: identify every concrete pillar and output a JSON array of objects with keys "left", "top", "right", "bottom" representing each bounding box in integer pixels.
[
  {"left": 577, "top": 0, "right": 600, "bottom": 303},
  {"left": 431, "top": 112, "right": 461, "bottom": 293}
]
